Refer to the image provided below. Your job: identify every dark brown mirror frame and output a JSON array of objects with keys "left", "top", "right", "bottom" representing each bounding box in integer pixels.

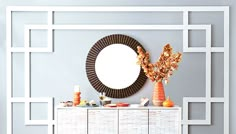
[{"left": 86, "top": 34, "right": 147, "bottom": 98}]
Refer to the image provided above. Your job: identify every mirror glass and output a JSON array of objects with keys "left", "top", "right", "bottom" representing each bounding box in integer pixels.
[{"left": 95, "top": 44, "right": 140, "bottom": 89}]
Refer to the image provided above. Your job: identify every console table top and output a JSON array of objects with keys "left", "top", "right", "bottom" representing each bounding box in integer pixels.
[{"left": 57, "top": 105, "right": 181, "bottom": 110}]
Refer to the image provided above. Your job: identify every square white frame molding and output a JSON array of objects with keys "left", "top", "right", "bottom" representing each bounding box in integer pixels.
[{"left": 6, "top": 6, "right": 229, "bottom": 134}]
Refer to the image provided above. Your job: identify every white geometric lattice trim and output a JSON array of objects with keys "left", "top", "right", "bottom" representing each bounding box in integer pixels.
[{"left": 6, "top": 6, "right": 229, "bottom": 134}]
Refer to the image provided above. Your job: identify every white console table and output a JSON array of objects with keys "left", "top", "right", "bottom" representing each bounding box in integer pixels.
[{"left": 56, "top": 106, "right": 181, "bottom": 134}]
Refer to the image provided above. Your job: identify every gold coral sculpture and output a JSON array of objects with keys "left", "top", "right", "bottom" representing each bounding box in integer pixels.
[{"left": 137, "top": 44, "right": 182, "bottom": 84}]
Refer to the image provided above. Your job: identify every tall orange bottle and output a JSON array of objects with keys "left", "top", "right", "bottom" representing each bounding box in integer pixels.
[{"left": 73, "top": 85, "right": 81, "bottom": 106}]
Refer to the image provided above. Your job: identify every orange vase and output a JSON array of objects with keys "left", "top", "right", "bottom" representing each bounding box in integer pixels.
[
  {"left": 73, "top": 92, "right": 81, "bottom": 106},
  {"left": 152, "top": 81, "right": 166, "bottom": 106}
]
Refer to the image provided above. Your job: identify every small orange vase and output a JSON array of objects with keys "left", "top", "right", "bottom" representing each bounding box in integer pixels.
[
  {"left": 152, "top": 81, "right": 166, "bottom": 106},
  {"left": 73, "top": 92, "right": 81, "bottom": 106}
]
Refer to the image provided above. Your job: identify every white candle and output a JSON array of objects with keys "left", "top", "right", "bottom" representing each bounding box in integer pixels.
[{"left": 74, "top": 85, "right": 80, "bottom": 92}]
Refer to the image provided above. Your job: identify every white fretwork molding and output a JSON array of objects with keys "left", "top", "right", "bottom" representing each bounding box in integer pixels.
[{"left": 6, "top": 6, "right": 229, "bottom": 134}]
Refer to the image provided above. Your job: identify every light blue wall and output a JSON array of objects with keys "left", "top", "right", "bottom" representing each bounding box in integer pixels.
[{"left": 0, "top": 0, "right": 235, "bottom": 134}]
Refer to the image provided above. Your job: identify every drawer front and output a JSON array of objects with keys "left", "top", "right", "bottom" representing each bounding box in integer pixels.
[
  {"left": 88, "top": 109, "right": 118, "bottom": 134},
  {"left": 119, "top": 110, "right": 148, "bottom": 134},
  {"left": 149, "top": 109, "right": 181, "bottom": 134},
  {"left": 57, "top": 108, "right": 87, "bottom": 134}
]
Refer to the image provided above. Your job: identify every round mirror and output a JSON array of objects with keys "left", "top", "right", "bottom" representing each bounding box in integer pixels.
[
  {"left": 95, "top": 44, "right": 140, "bottom": 89},
  {"left": 86, "top": 34, "right": 147, "bottom": 98}
]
